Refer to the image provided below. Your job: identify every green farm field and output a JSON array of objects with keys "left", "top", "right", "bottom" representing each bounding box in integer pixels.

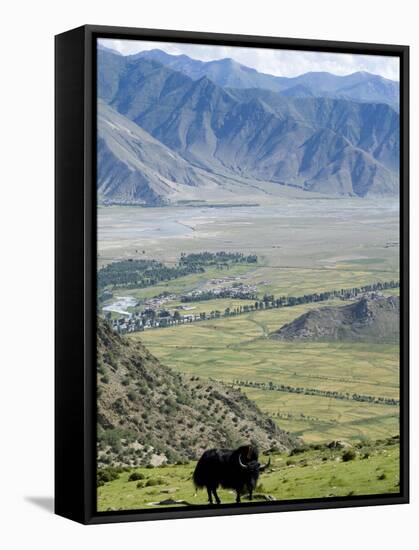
[{"left": 131, "top": 301, "right": 399, "bottom": 443}]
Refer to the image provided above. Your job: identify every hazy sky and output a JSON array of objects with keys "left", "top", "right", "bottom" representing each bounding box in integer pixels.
[{"left": 99, "top": 38, "right": 399, "bottom": 81}]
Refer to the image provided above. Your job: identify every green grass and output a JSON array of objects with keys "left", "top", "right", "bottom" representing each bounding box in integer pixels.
[
  {"left": 240, "top": 266, "right": 399, "bottom": 298},
  {"left": 97, "top": 439, "right": 400, "bottom": 511},
  {"left": 243, "top": 389, "right": 399, "bottom": 443}
]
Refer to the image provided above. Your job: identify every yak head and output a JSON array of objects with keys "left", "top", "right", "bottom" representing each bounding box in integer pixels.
[{"left": 237, "top": 453, "right": 271, "bottom": 489}]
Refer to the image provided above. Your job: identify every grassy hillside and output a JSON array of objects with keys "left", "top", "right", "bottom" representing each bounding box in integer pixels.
[
  {"left": 97, "top": 436, "right": 399, "bottom": 511},
  {"left": 97, "top": 320, "right": 296, "bottom": 468}
]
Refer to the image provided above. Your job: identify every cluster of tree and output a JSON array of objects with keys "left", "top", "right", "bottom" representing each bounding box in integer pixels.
[
  {"left": 180, "top": 287, "right": 257, "bottom": 303},
  {"left": 233, "top": 379, "right": 399, "bottom": 407},
  {"left": 179, "top": 251, "right": 257, "bottom": 267},
  {"left": 98, "top": 251, "right": 258, "bottom": 290},
  {"left": 97, "top": 259, "right": 202, "bottom": 290}
]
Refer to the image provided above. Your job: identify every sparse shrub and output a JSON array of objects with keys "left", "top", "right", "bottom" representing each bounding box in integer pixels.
[
  {"left": 136, "top": 481, "right": 145, "bottom": 489},
  {"left": 128, "top": 471, "right": 145, "bottom": 482},
  {"left": 290, "top": 446, "right": 308, "bottom": 456},
  {"left": 362, "top": 452, "right": 370, "bottom": 460},
  {"left": 100, "top": 375, "right": 109, "bottom": 384},
  {"left": 127, "top": 390, "right": 137, "bottom": 402},
  {"left": 103, "top": 351, "right": 118, "bottom": 370},
  {"left": 97, "top": 363, "right": 106, "bottom": 375},
  {"left": 145, "top": 477, "right": 164, "bottom": 487},
  {"left": 97, "top": 466, "right": 123, "bottom": 487},
  {"left": 112, "top": 398, "right": 126, "bottom": 415},
  {"left": 342, "top": 449, "right": 356, "bottom": 462},
  {"left": 378, "top": 473, "right": 386, "bottom": 480}
]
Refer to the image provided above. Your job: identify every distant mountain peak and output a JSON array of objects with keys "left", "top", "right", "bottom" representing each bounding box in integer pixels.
[
  {"left": 122, "top": 49, "right": 398, "bottom": 106},
  {"left": 214, "top": 57, "right": 238, "bottom": 66},
  {"left": 98, "top": 44, "right": 122, "bottom": 56}
]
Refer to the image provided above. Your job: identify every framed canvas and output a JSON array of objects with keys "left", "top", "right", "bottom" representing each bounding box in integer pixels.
[{"left": 55, "top": 25, "right": 409, "bottom": 525}]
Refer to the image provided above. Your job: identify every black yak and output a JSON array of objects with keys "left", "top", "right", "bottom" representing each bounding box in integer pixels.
[{"left": 193, "top": 445, "right": 270, "bottom": 504}]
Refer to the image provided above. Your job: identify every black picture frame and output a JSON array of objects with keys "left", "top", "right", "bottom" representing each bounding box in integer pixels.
[{"left": 55, "top": 24, "right": 409, "bottom": 525}]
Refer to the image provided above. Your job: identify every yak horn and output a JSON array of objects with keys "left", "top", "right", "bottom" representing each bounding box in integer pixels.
[
  {"left": 259, "top": 457, "right": 271, "bottom": 472},
  {"left": 238, "top": 454, "right": 248, "bottom": 469}
]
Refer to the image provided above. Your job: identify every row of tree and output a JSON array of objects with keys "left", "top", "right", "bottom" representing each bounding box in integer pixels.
[
  {"left": 233, "top": 379, "right": 399, "bottom": 407},
  {"left": 184, "top": 280, "right": 400, "bottom": 321},
  {"left": 109, "top": 280, "right": 399, "bottom": 334}
]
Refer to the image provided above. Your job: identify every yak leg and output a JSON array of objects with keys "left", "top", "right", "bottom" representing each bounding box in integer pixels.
[
  {"left": 212, "top": 487, "right": 221, "bottom": 505},
  {"left": 236, "top": 490, "right": 241, "bottom": 504},
  {"left": 207, "top": 487, "right": 213, "bottom": 504},
  {"left": 247, "top": 484, "right": 253, "bottom": 500}
]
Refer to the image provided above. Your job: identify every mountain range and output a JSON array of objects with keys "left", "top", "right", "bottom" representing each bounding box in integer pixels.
[
  {"left": 97, "top": 46, "right": 400, "bottom": 205},
  {"left": 131, "top": 48, "right": 399, "bottom": 106}
]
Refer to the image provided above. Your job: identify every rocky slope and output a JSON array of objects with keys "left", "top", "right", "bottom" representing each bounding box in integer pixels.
[
  {"left": 97, "top": 320, "right": 296, "bottom": 468},
  {"left": 98, "top": 101, "right": 233, "bottom": 205},
  {"left": 271, "top": 295, "right": 399, "bottom": 343}
]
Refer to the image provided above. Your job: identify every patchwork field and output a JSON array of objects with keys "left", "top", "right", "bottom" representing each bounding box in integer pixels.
[
  {"left": 97, "top": 438, "right": 400, "bottom": 512},
  {"left": 100, "top": 199, "right": 400, "bottom": 453},
  {"left": 131, "top": 302, "right": 399, "bottom": 443}
]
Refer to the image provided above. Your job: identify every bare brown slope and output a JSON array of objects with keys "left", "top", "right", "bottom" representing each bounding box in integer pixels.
[
  {"left": 97, "top": 320, "right": 296, "bottom": 467},
  {"left": 271, "top": 295, "right": 399, "bottom": 343}
]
